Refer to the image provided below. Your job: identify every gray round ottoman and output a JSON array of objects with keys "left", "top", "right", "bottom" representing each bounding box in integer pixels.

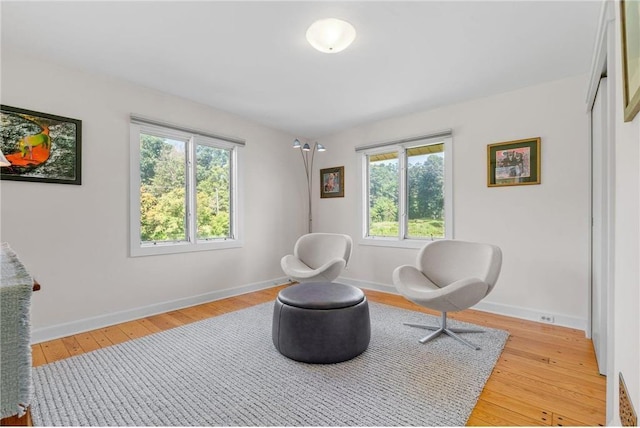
[{"left": 272, "top": 282, "right": 371, "bottom": 364}]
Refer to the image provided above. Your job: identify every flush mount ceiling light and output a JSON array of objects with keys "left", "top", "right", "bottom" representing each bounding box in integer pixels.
[{"left": 306, "top": 18, "right": 356, "bottom": 53}]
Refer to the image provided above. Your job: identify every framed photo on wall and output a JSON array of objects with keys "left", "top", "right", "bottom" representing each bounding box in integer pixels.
[
  {"left": 621, "top": 0, "right": 640, "bottom": 122},
  {"left": 487, "top": 137, "right": 540, "bottom": 187},
  {"left": 320, "top": 166, "right": 344, "bottom": 198},
  {"left": 0, "top": 105, "right": 82, "bottom": 185}
]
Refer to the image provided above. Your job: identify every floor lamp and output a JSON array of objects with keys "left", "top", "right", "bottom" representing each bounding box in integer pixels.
[{"left": 292, "top": 139, "right": 326, "bottom": 233}]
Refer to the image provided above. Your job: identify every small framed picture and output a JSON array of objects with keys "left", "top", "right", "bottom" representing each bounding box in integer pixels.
[
  {"left": 1, "top": 105, "right": 82, "bottom": 185},
  {"left": 487, "top": 137, "right": 540, "bottom": 187},
  {"left": 320, "top": 166, "right": 344, "bottom": 198}
]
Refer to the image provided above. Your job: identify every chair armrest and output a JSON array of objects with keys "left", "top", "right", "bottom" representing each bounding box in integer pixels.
[
  {"left": 281, "top": 255, "right": 312, "bottom": 278},
  {"left": 281, "top": 256, "right": 346, "bottom": 282},
  {"left": 280, "top": 255, "right": 346, "bottom": 281},
  {"left": 392, "top": 265, "right": 439, "bottom": 301},
  {"left": 436, "top": 277, "right": 489, "bottom": 311},
  {"left": 393, "top": 266, "right": 489, "bottom": 312},
  {"left": 311, "top": 258, "right": 347, "bottom": 281},
  {"left": 314, "top": 257, "right": 346, "bottom": 270},
  {"left": 393, "top": 265, "right": 437, "bottom": 289}
]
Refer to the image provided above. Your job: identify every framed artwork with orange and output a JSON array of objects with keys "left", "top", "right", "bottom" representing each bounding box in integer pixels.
[{"left": 0, "top": 105, "right": 82, "bottom": 185}]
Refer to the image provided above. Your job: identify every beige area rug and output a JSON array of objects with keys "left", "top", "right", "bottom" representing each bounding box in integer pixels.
[{"left": 32, "top": 301, "right": 508, "bottom": 426}]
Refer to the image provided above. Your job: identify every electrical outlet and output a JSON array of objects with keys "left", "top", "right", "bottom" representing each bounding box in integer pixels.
[{"left": 539, "top": 314, "right": 555, "bottom": 323}]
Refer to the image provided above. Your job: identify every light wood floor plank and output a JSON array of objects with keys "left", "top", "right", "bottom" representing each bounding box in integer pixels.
[
  {"left": 477, "top": 389, "right": 555, "bottom": 425},
  {"left": 496, "top": 352, "right": 605, "bottom": 397},
  {"left": 470, "top": 406, "right": 537, "bottom": 427},
  {"left": 73, "top": 332, "right": 103, "bottom": 354},
  {"left": 194, "top": 301, "right": 227, "bottom": 317},
  {"left": 178, "top": 305, "right": 215, "bottom": 322},
  {"left": 501, "top": 346, "right": 551, "bottom": 363},
  {"left": 506, "top": 336, "right": 599, "bottom": 367},
  {"left": 145, "top": 313, "right": 182, "bottom": 331},
  {"left": 87, "top": 329, "right": 114, "bottom": 348},
  {"left": 61, "top": 336, "right": 84, "bottom": 357},
  {"left": 501, "top": 325, "right": 595, "bottom": 349},
  {"left": 166, "top": 309, "right": 197, "bottom": 325},
  {"left": 31, "top": 344, "right": 47, "bottom": 368},
  {"left": 98, "top": 326, "right": 129, "bottom": 346},
  {"left": 553, "top": 413, "right": 599, "bottom": 426},
  {"left": 39, "top": 339, "right": 71, "bottom": 364},
  {"left": 471, "top": 399, "right": 548, "bottom": 426},
  {"left": 136, "top": 317, "right": 163, "bottom": 334},
  {"left": 216, "top": 298, "right": 253, "bottom": 313},
  {"left": 118, "top": 320, "right": 155, "bottom": 340},
  {"left": 467, "top": 415, "right": 493, "bottom": 426},
  {"left": 492, "top": 367, "right": 605, "bottom": 410},
  {"left": 548, "top": 357, "right": 603, "bottom": 377},
  {"left": 484, "top": 375, "right": 604, "bottom": 426}
]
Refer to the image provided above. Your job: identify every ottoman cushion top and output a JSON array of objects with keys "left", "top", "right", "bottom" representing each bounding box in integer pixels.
[{"left": 278, "top": 282, "right": 365, "bottom": 310}]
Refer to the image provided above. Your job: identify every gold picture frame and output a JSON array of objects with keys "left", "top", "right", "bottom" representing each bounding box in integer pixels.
[
  {"left": 621, "top": 0, "right": 640, "bottom": 122},
  {"left": 320, "top": 166, "right": 344, "bottom": 198},
  {"left": 487, "top": 138, "right": 541, "bottom": 187}
]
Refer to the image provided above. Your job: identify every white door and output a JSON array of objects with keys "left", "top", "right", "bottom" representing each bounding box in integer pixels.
[{"left": 591, "top": 77, "right": 609, "bottom": 376}]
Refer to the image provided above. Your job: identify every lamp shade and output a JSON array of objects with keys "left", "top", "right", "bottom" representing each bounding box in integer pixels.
[{"left": 306, "top": 18, "right": 356, "bottom": 53}]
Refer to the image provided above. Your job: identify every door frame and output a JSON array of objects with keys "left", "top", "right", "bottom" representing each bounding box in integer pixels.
[{"left": 585, "top": 0, "right": 616, "bottom": 422}]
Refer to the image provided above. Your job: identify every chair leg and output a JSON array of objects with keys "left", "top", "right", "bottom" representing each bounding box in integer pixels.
[
  {"left": 443, "top": 329, "right": 480, "bottom": 350},
  {"left": 447, "top": 327, "right": 485, "bottom": 333},
  {"left": 418, "top": 327, "right": 445, "bottom": 344},
  {"left": 402, "top": 322, "right": 439, "bottom": 331},
  {"left": 404, "top": 312, "right": 483, "bottom": 350}
]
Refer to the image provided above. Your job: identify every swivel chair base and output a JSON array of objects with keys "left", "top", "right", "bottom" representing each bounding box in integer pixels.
[{"left": 403, "top": 312, "right": 483, "bottom": 350}]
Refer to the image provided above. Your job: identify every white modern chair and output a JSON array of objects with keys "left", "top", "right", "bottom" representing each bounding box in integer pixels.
[
  {"left": 281, "top": 233, "right": 353, "bottom": 283},
  {"left": 392, "top": 239, "right": 502, "bottom": 350}
]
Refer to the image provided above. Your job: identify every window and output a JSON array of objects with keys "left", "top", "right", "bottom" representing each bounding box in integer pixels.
[
  {"left": 130, "top": 117, "right": 243, "bottom": 256},
  {"left": 359, "top": 132, "right": 452, "bottom": 247}
]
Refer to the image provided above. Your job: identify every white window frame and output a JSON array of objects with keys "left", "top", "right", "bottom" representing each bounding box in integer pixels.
[
  {"left": 129, "top": 119, "right": 244, "bottom": 257},
  {"left": 358, "top": 133, "right": 453, "bottom": 249}
]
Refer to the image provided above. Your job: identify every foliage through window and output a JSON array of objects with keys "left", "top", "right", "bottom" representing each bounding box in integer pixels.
[
  {"left": 130, "top": 120, "right": 242, "bottom": 256},
  {"left": 363, "top": 135, "right": 451, "bottom": 243},
  {"left": 406, "top": 144, "right": 445, "bottom": 238},
  {"left": 140, "top": 134, "right": 187, "bottom": 242},
  {"left": 368, "top": 152, "right": 400, "bottom": 237}
]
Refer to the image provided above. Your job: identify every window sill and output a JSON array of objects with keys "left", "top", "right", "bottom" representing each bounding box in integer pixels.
[
  {"left": 358, "top": 237, "right": 440, "bottom": 249},
  {"left": 130, "top": 239, "right": 243, "bottom": 257}
]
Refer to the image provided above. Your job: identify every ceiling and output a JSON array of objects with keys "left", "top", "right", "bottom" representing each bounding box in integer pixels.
[{"left": 1, "top": 1, "right": 602, "bottom": 139}]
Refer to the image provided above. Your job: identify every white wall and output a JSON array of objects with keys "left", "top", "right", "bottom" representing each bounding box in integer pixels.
[
  {"left": 2, "top": 11, "right": 634, "bottom": 422},
  {"left": 0, "top": 50, "right": 308, "bottom": 340},
  {"left": 315, "top": 75, "right": 591, "bottom": 329},
  {"left": 611, "top": 2, "right": 640, "bottom": 424}
]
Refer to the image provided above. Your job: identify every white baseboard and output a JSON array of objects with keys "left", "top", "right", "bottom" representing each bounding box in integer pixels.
[
  {"left": 338, "top": 276, "right": 587, "bottom": 333},
  {"left": 471, "top": 300, "right": 586, "bottom": 332},
  {"left": 33, "top": 275, "right": 587, "bottom": 343},
  {"left": 31, "top": 277, "right": 289, "bottom": 344}
]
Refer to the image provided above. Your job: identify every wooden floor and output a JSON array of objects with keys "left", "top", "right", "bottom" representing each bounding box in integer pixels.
[{"left": 30, "top": 285, "right": 605, "bottom": 426}]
